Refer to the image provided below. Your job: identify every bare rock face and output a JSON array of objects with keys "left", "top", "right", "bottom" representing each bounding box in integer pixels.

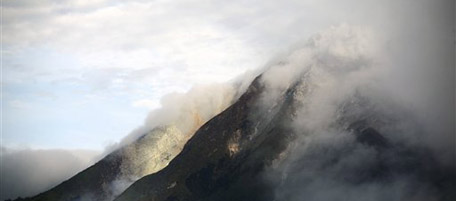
[
  {"left": 16, "top": 70, "right": 455, "bottom": 201},
  {"left": 114, "top": 73, "right": 455, "bottom": 201},
  {"left": 15, "top": 72, "right": 455, "bottom": 201},
  {"left": 10, "top": 25, "right": 454, "bottom": 201},
  {"left": 114, "top": 75, "right": 297, "bottom": 201},
  {"left": 118, "top": 126, "right": 186, "bottom": 181},
  {"left": 19, "top": 125, "right": 188, "bottom": 201}
]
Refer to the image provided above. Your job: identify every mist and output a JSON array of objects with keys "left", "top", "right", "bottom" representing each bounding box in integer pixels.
[
  {"left": 0, "top": 60, "right": 256, "bottom": 201},
  {"left": 0, "top": 147, "right": 100, "bottom": 200},
  {"left": 2, "top": 0, "right": 453, "bottom": 201},
  {"left": 92, "top": 75, "right": 257, "bottom": 200},
  {"left": 250, "top": 1, "right": 454, "bottom": 200}
]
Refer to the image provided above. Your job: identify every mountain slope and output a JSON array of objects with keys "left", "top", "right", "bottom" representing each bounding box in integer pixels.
[
  {"left": 12, "top": 25, "right": 455, "bottom": 201},
  {"left": 113, "top": 25, "right": 455, "bottom": 201},
  {"left": 115, "top": 73, "right": 455, "bottom": 201},
  {"left": 18, "top": 126, "right": 188, "bottom": 201},
  {"left": 115, "top": 74, "right": 298, "bottom": 201},
  {"left": 12, "top": 83, "right": 240, "bottom": 201}
]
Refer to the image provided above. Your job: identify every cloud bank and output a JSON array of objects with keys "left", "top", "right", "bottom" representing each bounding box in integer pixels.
[
  {"left": 248, "top": 1, "right": 455, "bottom": 198},
  {"left": 0, "top": 148, "right": 100, "bottom": 200}
]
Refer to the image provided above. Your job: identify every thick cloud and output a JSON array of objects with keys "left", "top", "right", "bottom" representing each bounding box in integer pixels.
[
  {"left": 0, "top": 148, "right": 100, "bottom": 200},
  {"left": 91, "top": 74, "right": 257, "bottom": 200},
  {"left": 106, "top": 73, "right": 255, "bottom": 152},
  {"left": 252, "top": 0, "right": 454, "bottom": 199},
  {"left": 2, "top": 1, "right": 453, "bottom": 201}
]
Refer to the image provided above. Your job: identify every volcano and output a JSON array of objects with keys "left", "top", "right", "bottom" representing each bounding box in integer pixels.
[{"left": 11, "top": 26, "right": 455, "bottom": 201}]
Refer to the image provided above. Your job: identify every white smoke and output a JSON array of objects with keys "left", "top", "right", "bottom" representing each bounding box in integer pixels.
[
  {"left": 252, "top": 3, "right": 454, "bottom": 199},
  {"left": 104, "top": 1, "right": 455, "bottom": 198},
  {"left": 4, "top": 1, "right": 452, "bottom": 200},
  {"left": 109, "top": 74, "right": 256, "bottom": 152},
  {"left": 96, "top": 73, "right": 257, "bottom": 200}
]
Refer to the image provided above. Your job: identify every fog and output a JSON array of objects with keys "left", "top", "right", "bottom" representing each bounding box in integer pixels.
[
  {"left": 0, "top": 147, "right": 100, "bottom": 200},
  {"left": 2, "top": 0, "right": 453, "bottom": 200},
  {"left": 252, "top": 1, "right": 454, "bottom": 200},
  {"left": 104, "top": 71, "right": 256, "bottom": 153},
  {"left": 96, "top": 76, "right": 257, "bottom": 200},
  {"left": 0, "top": 71, "right": 256, "bottom": 201}
]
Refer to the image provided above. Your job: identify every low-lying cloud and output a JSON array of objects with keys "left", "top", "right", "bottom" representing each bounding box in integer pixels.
[
  {"left": 0, "top": 147, "right": 100, "bottom": 200},
  {"left": 251, "top": 1, "right": 454, "bottom": 199}
]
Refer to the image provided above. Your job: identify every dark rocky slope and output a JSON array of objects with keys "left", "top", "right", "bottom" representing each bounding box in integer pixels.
[
  {"left": 9, "top": 25, "right": 455, "bottom": 201},
  {"left": 114, "top": 75, "right": 455, "bottom": 201},
  {"left": 12, "top": 72, "right": 455, "bottom": 201},
  {"left": 114, "top": 75, "right": 298, "bottom": 201}
]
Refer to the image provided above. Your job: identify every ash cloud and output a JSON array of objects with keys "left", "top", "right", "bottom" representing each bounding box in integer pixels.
[
  {"left": 253, "top": 1, "right": 454, "bottom": 200},
  {"left": 0, "top": 147, "right": 100, "bottom": 201}
]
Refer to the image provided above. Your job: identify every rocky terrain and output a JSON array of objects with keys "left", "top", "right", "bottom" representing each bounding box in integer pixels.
[{"left": 11, "top": 26, "right": 455, "bottom": 201}]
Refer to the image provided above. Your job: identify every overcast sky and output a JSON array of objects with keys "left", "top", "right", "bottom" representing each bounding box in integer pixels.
[
  {"left": 1, "top": 0, "right": 327, "bottom": 150},
  {"left": 2, "top": 0, "right": 452, "bottom": 151}
]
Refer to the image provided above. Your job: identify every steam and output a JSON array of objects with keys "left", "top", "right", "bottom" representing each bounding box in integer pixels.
[
  {"left": 111, "top": 76, "right": 255, "bottom": 151},
  {"left": 106, "top": 75, "right": 255, "bottom": 159},
  {"left": 4, "top": 1, "right": 452, "bottom": 200},
  {"left": 1, "top": 66, "right": 256, "bottom": 201},
  {"left": 98, "top": 75, "right": 256, "bottom": 200},
  {"left": 251, "top": 6, "right": 454, "bottom": 200},
  {"left": 0, "top": 147, "right": 100, "bottom": 201}
]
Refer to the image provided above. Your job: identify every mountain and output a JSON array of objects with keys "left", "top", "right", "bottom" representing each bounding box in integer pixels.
[
  {"left": 9, "top": 83, "right": 238, "bottom": 201},
  {"left": 112, "top": 25, "right": 455, "bottom": 200},
  {"left": 12, "top": 126, "right": 189, "bottom": 201},
  {"left": 114, "top": 75, "right": 296, "bottom": 201},
  {"left": 114, "top": 74, "right": 455, "bottom": 201},
  {"left": 11, "top": 26, "right": 455, "bottom": 201}
]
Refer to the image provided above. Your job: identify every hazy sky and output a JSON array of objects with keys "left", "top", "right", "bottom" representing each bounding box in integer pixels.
[
  {"left": 1, "top": 0, "right": 331, "bottom": 150},
  {"left": 2, "top": 0, "right": 451, "bottom": 151}
]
